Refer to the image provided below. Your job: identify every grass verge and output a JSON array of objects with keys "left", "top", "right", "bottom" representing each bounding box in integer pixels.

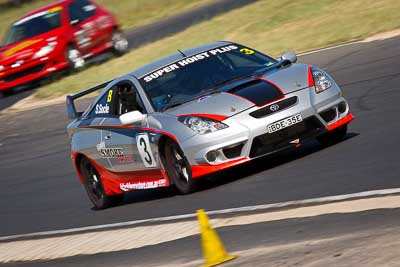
[
  {"left": 32, "top": 0, "right": 400, "bottom": 98},
  {"left": 0, "top": 0, "right": 213, "bottom": 40}
]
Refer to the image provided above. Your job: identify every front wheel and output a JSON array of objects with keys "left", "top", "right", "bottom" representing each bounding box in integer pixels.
[
  {"left": 163, "top": 139, "right": 197, "bottom": 194},
  {"left": 66, "top": 46, "right": 85, "bottom": 71},
  {"left": 79, "top": 157, "right": 123, "bottom": 209},
  {"left": 317, "top": 124, "right": 348, "bottom": 146}
]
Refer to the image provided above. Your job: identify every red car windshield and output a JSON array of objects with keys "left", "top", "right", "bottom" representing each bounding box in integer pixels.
[{"left": 3, "top": 10, "right": 62, "bottom": 46}]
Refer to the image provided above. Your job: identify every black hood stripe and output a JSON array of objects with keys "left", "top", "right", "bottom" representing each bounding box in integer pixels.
[{"left": 228, "top": 77, "right": 284, "bottom": 106}]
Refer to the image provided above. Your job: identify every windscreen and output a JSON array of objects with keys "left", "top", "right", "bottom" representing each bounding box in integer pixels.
[
  {"left": 3, "top": 9, "right": 62, "bottom": 46},
  {"left": 138, "top": 44, "right": 277, "bottom": 111}
]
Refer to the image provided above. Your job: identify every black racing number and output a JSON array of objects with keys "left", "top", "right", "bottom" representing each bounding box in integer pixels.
[
  {"left": 139, "top": 136, "right": 152, "bottom": 165},
  {"left": 137, "top": 134, "right": 156, "bottom": 167}
]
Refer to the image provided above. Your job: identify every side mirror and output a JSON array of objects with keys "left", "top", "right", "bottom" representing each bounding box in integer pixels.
[
  {"left": 119, "top": 111, "right": 145, "bottom": 125},
  {"left": 281, "top": 51, "right": 297, "bottom": 63}
]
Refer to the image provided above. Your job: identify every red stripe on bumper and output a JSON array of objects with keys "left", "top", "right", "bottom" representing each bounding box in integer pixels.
[
  {"left": 326, "top": 113, "right": 355, "bottom": 131},
  {"left": 191, "top": 157, "right": 250, "bottom": 178}
]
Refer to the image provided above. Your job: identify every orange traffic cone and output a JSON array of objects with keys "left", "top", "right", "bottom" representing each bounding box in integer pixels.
[{"left": 197, "top": 209, "right": 237, "bottom": 267}]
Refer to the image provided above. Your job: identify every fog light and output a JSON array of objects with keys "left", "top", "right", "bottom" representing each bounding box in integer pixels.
[
  {"left": 206, "top": 151, "right": 218, "bottom": 162},
  {"left": 338, "top": 102, "right": 347, "bottom": 114}
]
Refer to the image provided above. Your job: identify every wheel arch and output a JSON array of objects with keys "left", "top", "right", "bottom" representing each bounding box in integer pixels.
[
  {"left": 158, "top": 135, "right": 173, "bottom": 174},
  {"left": 158, "top": 135, "right": 184, "bottom": 186},
  {"left": 65, "top": 41, "right": 78, "bottom": 51},
  {"left": 72, "top": 152, "right": 86, "bottom": 183}
]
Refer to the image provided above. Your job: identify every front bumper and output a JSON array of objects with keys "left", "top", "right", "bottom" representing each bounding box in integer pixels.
[
  {"left": 181, "top": 84, "right": 353, "bottom": 178},
  {"left": 0, "top": 56, "right": 68, "bottom": 91}
]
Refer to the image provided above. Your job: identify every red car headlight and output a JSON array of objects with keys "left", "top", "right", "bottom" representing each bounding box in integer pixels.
[{"left": 33, "top": 42, "right": 57, "bottom": 59}]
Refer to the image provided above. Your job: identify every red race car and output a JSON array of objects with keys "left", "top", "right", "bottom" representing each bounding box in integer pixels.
[{"left": 0, "top": 0, "right": 128, "bottom": 94}]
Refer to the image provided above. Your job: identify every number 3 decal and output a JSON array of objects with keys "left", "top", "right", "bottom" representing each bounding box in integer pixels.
[{"left": 137, "top": 134, "right": 157, "bottom": 167}]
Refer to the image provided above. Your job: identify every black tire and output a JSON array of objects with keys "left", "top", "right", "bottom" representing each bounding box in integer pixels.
[
  {"left": 0, "top": 88, "right": 15, "bottom": 97},
  {"left": 163, "top": 139, "right": 197, "bottom": 194},
  {"left": 317, "top": 124, "right": 348, "bottom": 146},
  {"left": 79, "top": 157, "right": 123, "bottom": 209},
  {"left": 40, "top": 71, "right": 62, "bottom": 87},
  {"left": 66, "top": 45, "right": 85, "bottom": 71},
  {"left": 111, "top": 30, "right": 129, "bottom": 56}
]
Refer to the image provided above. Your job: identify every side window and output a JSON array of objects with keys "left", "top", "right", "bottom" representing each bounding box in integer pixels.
[
  {"left": 68, "top": 0, "right": 96, "bottom": 24},
  {"left": 112, "top": 82, "right": 145, "bottom": 116},
  {"left": 88, "top": 82, "right": 145, "bottom": 118}
]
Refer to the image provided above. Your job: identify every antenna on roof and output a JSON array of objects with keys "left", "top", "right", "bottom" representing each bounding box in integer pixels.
[{"left": 177, "top": 49, "right": 186, "bottom": 57}]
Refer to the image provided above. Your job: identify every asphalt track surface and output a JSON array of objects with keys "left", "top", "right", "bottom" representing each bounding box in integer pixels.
[{"left": 1, "top": 36, "right": 400, "bottom": 237}]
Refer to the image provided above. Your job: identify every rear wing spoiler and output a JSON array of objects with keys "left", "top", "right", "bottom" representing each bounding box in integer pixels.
[{"left": 66, "top": 80, "right": 112, "bottom": 119}]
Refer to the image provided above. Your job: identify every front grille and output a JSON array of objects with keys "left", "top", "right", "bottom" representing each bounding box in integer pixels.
[
  {"left": 4, "top": 64, "right": 46, "bottom": 82},
  {"left": 250, "top": 96, "right": 298, "bottom": 118},
  {"left": 222, "top": 143, "right": 244, "bottom": 159},
  {"left": 249, "top": 116, "right": 324, "bottom": 158}
]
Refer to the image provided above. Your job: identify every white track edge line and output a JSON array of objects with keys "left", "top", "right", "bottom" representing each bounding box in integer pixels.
[
  {"left": 298, "top": 40, "right": 363, "bottom": 56},
  {"left": 2, "top": 188, "right": 400, "bottom": 242}
]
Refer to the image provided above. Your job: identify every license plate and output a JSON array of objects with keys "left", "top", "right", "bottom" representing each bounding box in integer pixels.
[{"left": 267, "top": 114, "right": 303, "bottom": 133}]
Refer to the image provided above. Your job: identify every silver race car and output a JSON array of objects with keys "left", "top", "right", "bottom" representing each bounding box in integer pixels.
[{"left": 66, "top": 41, "right": 354, "bottom": 209}]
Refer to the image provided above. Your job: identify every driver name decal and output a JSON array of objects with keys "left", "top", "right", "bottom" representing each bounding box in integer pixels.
[
  {"left": 95, "top": 103, "right": 109, "bottom": 114},
  {"left": 143, "top": 45, "right": 238, "bottom": 83}
]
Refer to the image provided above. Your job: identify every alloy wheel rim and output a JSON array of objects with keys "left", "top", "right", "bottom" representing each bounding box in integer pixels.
[
  {"left": 68, "top": 49, "right": 85, "bottom": 69},
  {"left": 86, "top": 164, "right": 103, "bottom": 199},
  {"left": 113, "top": 33, "right": 128, "bottom": 52},
  {"left": 169, "top": 144, "right": 189, "bottom": 184}
]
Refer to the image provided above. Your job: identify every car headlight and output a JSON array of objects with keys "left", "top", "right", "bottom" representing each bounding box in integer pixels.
[
  {"left": 33, "top": 42, "right": 57, "bottom": 59},
  {"left": 0, "top": 65, "right": 4, "bottom": 72},
  {"left": 179, "top": 116, "right": 228, "bottom": 134},
  {"left": 312, "top": 68, "right": 332, "bottom": 93}
]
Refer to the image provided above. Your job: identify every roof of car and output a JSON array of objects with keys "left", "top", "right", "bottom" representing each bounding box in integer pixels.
[
  {"left": 129, "top": 41, "right": 232, "bottom": 78},
  {"left": 19, "top": 0, "right": 71, "bottom": 20}
]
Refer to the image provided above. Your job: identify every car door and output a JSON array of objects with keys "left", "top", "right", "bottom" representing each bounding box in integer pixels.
[
  {"left": 67, "top": 0, "right": 100, "bottom": 53},
  {"left": 100, "top": 80, "right": 160, "bottom": 173}
]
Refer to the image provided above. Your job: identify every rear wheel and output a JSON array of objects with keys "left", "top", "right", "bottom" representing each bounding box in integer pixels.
[
  {"left": 317, "top": 124, "right": 348, "bottom": 146},
  {"left": 111, "top": 30, "right": 129, "bottom": 56},
  {"left": 163, "top": 139, "right": 197, "bottom": 194},
  {"left": 79, "top": 157, "right": 123, "bottom": 209}
]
